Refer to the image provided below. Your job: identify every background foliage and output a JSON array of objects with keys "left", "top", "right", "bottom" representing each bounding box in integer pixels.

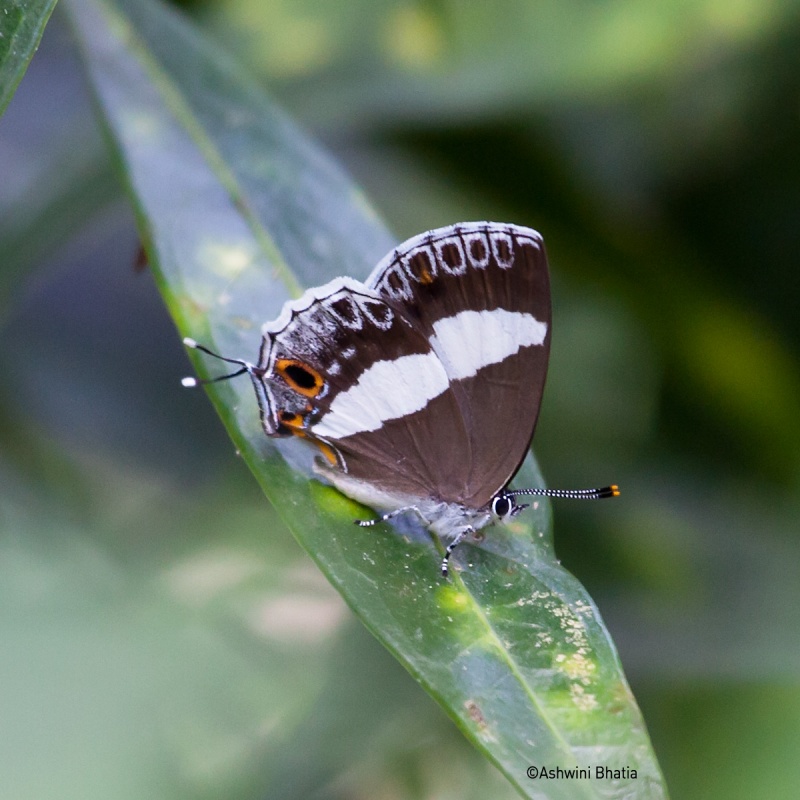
[{"left": 2, "top": 1, "right": 800, "bottom": 798}]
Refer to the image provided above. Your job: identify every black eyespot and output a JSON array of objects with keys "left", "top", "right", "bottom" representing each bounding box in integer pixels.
[
  {"left": 470, "top": 238, "right": 487, "bottom": 261},
  {"left": 284, "top": 363, "right": 317, "bottom": 390},
  {"left": 492, "top": 495, "right": 511, "bottom": 517}
]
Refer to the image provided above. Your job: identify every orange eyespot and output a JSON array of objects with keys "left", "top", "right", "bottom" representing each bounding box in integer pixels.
[
  {"left": 276, "top": 414, "right": 341, "bottom": 468},
  {"left": 275, "top": 358, "right": 325, "bottom": 397},
  {"left": 315, "top": 440, "right": 339, "bottom": 467},
  {"left": 276, "top": 409, "right": 307, "bottom": 438},
  {"left": 279, "top": 410, "right": 302, "bottom": 427}
]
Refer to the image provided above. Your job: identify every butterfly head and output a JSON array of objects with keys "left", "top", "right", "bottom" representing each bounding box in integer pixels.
[{"left": 490, "top": 492, "right": 529, "bottom": 521}]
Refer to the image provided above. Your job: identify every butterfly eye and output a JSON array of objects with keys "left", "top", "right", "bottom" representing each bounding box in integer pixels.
[
  {"left": 491, "top": 495, "right": 512, "bottom": 518},
  {"left": 276, "top": 358, "right": 325, "bottom": 397}
]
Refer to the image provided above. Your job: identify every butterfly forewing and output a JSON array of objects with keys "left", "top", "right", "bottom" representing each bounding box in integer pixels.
[{"left": 367, "top": 223, "right": 551, "bottom": 507}]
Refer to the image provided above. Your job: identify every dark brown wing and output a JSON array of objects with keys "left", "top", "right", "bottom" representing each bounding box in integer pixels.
[
  {"left": 367, "top": 222, "right": 551, "bottom": 507},
  {"left": 255, "top": 278, "right": 473, "bottom": 501}
]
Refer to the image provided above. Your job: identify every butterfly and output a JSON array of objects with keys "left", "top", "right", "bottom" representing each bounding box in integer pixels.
[{"left": 184, "top": 222, "right": 617, "bottom": 576}]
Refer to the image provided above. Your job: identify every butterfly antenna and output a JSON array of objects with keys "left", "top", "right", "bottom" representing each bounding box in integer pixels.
[
  {"left": 181, "top": 337, "right": 255, "bottom": 387},
  {"left": 506, "top": 485, "right": 620, "bottom": 500}
]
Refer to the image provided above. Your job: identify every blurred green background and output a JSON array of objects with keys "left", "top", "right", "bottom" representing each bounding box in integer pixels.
[{"left": 2, "top": 1, "right": 800, "bottom": 798}]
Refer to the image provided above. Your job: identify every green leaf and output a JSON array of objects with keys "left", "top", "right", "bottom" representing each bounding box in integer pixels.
[
  {"left": 65, "top": 0, "right": 668, "bottom": 796},
  {"left": 0, "top": 0, "right": 59, "bottom": 116}
]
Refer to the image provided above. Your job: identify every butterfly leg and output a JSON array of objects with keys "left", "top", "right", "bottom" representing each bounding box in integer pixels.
[
  {"left": 354, "top": 506, "right": 432, "bottom": 528},
  {"left": 441, "top": 526, "right": 475, "bottom": 578},
  {"left": 355, "top": 509, "right": 471, "bottom": 579}
]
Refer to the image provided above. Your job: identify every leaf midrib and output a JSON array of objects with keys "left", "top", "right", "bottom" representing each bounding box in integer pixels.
[{"left": 94, "top": 0, "right": 303, "bottom": 301}]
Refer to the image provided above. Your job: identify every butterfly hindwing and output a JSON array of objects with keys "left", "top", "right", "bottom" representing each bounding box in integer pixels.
[{"left": 255, "top": 278, "right": 473, "bottom": 500}]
